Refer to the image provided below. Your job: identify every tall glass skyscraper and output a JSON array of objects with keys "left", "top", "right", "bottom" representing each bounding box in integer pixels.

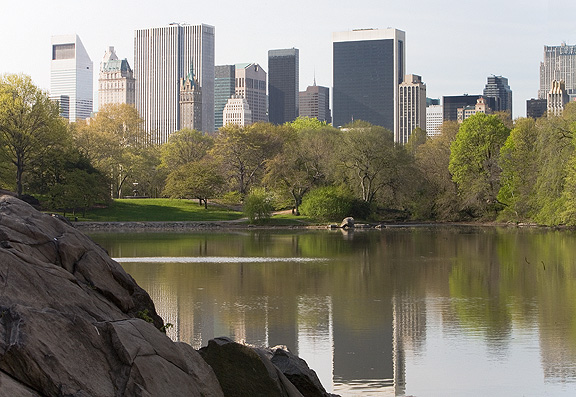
[
  {"left": 134, "top": 24, "right": 215, "bottom": 143},
  {"left": 214, "top": 65, "right": 236, "bottom": 130},
  {"left": 332, "top": 28, "right": 405, "bottom": 139},
  {"left": 268, "top": 48, "right": 299, "bottom": 124},
  {"left": 539, "top": 43, "right": 576, "bottom": 101},
  {"left": 50, "top": 34, "right": 93, "bottom": 122}
]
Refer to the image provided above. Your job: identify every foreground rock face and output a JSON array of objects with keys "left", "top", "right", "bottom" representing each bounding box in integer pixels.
[
  {"left": 0, "top": 195, "right": 224, "bottom": 396},
  {"left": 0, "top": 195, "right": 338, "bottom": 396}
]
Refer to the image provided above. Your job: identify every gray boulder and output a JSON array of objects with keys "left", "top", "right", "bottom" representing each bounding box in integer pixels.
[
  {"left": 339, "top": 217, "right": 354, "bottom": 228},
  {"left": 0, "top": 195, "right": 224, "bottom": 396}
]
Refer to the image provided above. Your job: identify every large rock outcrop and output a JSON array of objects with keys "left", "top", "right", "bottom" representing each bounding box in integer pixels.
[{"left": 0, "top": 195, "right": 224, "bottom": 396}]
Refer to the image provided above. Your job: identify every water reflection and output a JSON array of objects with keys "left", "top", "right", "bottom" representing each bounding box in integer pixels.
[{"left": 90, "top": 227, "right": 576, "bottom": 396}]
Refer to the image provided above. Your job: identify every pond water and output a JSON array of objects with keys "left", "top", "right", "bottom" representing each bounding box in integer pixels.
[{"left": 90, "top": 226, "right": 576, "bottom": 396}]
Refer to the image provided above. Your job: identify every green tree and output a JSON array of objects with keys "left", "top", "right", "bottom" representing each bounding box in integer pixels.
[
  {"left": 405, "top": 127, "right": 428, "bottom": 155},
  {"left": 300, "top": 186, "right": 353, "bottom": 221},
  {"left": 0, "top": 74, "right": 67, "bottom": 197},
  {"left": 160, "top": 128, "right": 213, "bottom": 171},
  {"left": 243, "top": 187, "right": 274, "bottom": 224},
  {"left": 74, "top": 103, "right": 152, "bottom": 198},
  {"left": 163, "top": 157, "right": 225, "bottom": 208},
  {"left": 289, "top": 116, "right": 328, "bottom": 132},
  {"left": 211, "top": 123, "right": 288, "bottom": 195},
  {"left": 449, "top": 113, "right": 510, "bottom": 217},
  {"left": 497, "top": 117, "right": 540, "bottom": 221}
]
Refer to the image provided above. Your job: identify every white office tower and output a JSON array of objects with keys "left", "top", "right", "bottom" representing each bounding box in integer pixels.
[
  {"left": 426, "top": 105, "right": 443, "bottom": 137},
  {"left": 223, "top": 95, "right": 253, "bottom": 126},
  {"left": 134, "top": 24, "right": 215, "bottom": 143},
  {"left": 50, "top": 34, "right": 93, "bottom": 122}
]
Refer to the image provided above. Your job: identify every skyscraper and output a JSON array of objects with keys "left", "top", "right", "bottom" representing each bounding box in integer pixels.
[
  {"left": 223, "top": 95, "right": 253, "bottom": 126},
  {"left": 268, "top": 48, "right": 299, "bottom": 124},
  {"left": 134, "top": 23, "right": 214, "bottom": 143},
  {"left": 235, "top": 63, "right": 267, "bottom": 123},
  {"left": 426, "top": 104, "right": 443, "bottom": 137},
  {"left": 539, "top": 43, "right": 576, "bottom": 101},
  {"left": 299, "top": 82, "right": 331, "bottom": 123},
  {"left": 50, "top": 34, "right": 93, "bottom": 122},
  {"left": 483, "top": 75, "right": 512, "bottom": 117},
  {"left": 214, "top": 65, "right": 236, "bottom": 130},
  {"left": 547, "top": 80, "right": 570, "bottom": 117},
  {"left": 98, "top": 46, "right": 135, "bottom": 107},
  {"left": 442, "top": 95, "right": 496, "bottom": 121},
  {"left": 179, "top": 64, "right": 202, "bottom": 131},
  {"left": 332, "top": 28, "right": 405, "bottom": 139},
  {"left": 398, "top": 74, "right": 426, "bottom": 144}
]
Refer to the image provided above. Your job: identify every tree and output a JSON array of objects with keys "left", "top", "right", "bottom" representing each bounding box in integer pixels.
[
  {"left": 243, "top": 187, "right": 274, "bottom": 224},
  {"left": 300, "top": 186, "right": 353, "bottom": 221},
  {"left": 0, "top": 74, "right": 67, "bottom": 197},
  {"left": 339, "top": 122, "right": 405, "bottom": 206},
  {"left": 160, "top": 128, "right": 213, "bottom": 171},
  {"left": 264, "top": 125, "right": 340, "bottom": 214},
  {"left": 163, "top": 157, "right": 225, "bottom": 208},
  {"left": 497, "top": 117, "right": 540, "bottom": 221},
  {"left": 211, "top": 123, "right": 288, "bottom": 196},
  {"left": 449, "top": 113, "right": 510, "bottom": 217},
  {"left": 289, "top": 116, "right": 328, "bottom": 132},
  {"left": 73, "top": 103, "right": 152, "bottom": 198},
  {"left": 405, "top": 127, "right": 428, "bottom": 155}
]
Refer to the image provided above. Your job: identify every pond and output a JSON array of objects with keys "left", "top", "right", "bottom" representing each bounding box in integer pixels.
[{"left": 90, "top": 226, "right": 576, "bottom": 396}]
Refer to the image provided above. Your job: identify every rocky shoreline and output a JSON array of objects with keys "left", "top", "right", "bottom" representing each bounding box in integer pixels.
[{"left": 0, "top": 195, "right": 337, "bottom": 396}]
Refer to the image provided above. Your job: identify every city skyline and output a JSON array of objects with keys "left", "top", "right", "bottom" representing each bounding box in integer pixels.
[{"left": 1, "top": 0, "right": 576, "bottom": 120}]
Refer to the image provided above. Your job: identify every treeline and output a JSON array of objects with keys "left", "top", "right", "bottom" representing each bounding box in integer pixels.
[{"left": 2, "top": 73, "right": 576, "bottom": 224}]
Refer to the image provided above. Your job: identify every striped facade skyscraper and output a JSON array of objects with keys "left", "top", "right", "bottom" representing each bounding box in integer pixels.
[
  {"left": 134, "top": 24, "right": 215, "bottom": 143},
  {"left": 539, "top": 43, "right": 576, "bottom": 101}
]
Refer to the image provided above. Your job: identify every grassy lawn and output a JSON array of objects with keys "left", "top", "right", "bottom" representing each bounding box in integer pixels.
[{"left": 75, "top": 198, "right": 244, "bottom": 222}]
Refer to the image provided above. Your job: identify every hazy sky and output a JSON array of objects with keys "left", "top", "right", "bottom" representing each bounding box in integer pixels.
[{"left": 1, "top": 0, "right": 575, "bottom": 118}]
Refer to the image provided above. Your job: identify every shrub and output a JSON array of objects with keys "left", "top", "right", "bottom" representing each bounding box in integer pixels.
[
  {"left": 243, "top": 188, "right": 274, "bottom": 224},
  {"left": 300, "top": 186, "right": 353, "bottom": 221}
]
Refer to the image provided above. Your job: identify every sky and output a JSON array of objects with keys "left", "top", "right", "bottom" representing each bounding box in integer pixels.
[{"left": 1, "top": 0, "right": 575, "bottom": 119}]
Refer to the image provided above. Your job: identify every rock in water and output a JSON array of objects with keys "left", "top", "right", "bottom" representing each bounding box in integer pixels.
[{"left": 0, "top": 195, "right": 223, "bottom": 396}]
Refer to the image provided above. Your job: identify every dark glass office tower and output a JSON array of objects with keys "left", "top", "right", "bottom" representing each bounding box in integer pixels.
[
  {"left": 214, "top": 65, "right": 236, "bottom": 130},
  {"left": 483, "top": 75, "right": 513, "bottom": 117},
  {"left": 332, "top": 29, "right": 405, "bottom": 137},
  {"left": 268, "top": 48, "right": 299, "bottom": 124}
]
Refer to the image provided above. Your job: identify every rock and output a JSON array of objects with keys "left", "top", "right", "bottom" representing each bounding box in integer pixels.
[
  {"left": 200, "top": 337, "right": 304, "bottom": 397},
  {"left": 0, "top": 195, "right": 224, "bottom": 396},
  {"left": 270, "top": 346, "right": 334, "bottom": 397},
  {"left": 340, "top": 217, "right": 354, "bottom": 228}
]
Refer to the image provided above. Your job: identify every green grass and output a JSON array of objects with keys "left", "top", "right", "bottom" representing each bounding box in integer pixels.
[{"left": 74, "top": 198, "right": 244, "bottom": 222}]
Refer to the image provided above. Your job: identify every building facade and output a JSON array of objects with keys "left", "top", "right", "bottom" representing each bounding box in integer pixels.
[
  {"left": 332, "top": 28, "right": 405, "bottom": 141},
  {"left": 214, "top": 65, "right": 236, "bottom": 130},
  {"left": 98, "top": 46, "right": 135, "bottom": 107},
  {"left": 134, "top": 23, "right": 215, "bottom": 143},
  {"left": 398, "top": 74, "right": 426, "bottom": 144},
  {"left": 235, "top": 63, "right": 267, "bottom": 123},
  {"left": 426, "top": 104, "right": 443, "bottom": 137},
  {"left": 442, "top": 95, "right": 496, "bottom": 121},
  {"left": 268, "top": 48, "right": 299, "bottom": 124},
  {"left": 299, "top": 83, "right": 331, "bottom": 123},
  {"left": 50, "top": 34, "right": 93, "bottom": 122},
  {"left": 526, "top": 98, "right": 548, "bottom": 119},
  {"left": 483, "top": 75, "right": 512, "bottom": 117},
  {"left": 457, "top": 97, "right": 493, "bottom": 122},
  {"left": 223, "top": 95, "right": 252, "bottom": 126},
  {"left": 547, "top": 80, "right": 570, "bottom": 117},
  {"left": 539, "top": 43, "right": 576, "bottom": 101},
  {"left": 179, "top": 64, "right": 202, "bottom": 131}
]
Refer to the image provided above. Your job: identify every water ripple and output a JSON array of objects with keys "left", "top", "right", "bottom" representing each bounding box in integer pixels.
[{"left": 113, "top": 256, "right": 328, "bottom": 263}]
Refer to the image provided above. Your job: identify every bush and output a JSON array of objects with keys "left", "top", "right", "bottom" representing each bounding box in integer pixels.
[
  {"left": 243, "top": 188, "right": 274, "bottom": 224},
  {"left": 300, "top": 186, "right": 354, "bottom": 221}
]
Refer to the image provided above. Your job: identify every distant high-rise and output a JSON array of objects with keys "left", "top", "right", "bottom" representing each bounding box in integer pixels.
[
  {"left": 235, "top": 63, "right": 267, "bottom": 123},
  {"left": 223, "top": 95, "right": 252, "bottom": 126},
  {"left": 179, "top": 64, "right": 202, "bottom": 131},
  {"left": 539, "top": 43, "right": 576, "bottom": 101},
  {"left": 442, "top": 95, "right": 496, "bottom": 121},
  {"left": 483, "top": 75, "right": 512, "bottom": 117},
  {"left": 426, "top": 104, "right": 443, "bottom": 137},
  {"left": 398, "top": 74, "right": 426, "bottom": 144},
  {"left": 134, "top": 24, "right": 215, "bottom": 143},
  {"left": 526, "top": 98, "right": 547, "bottom": 119},
  {"left": 98, "top": 46, "right": 135, "bottom": 107},
  {"left": 547, "top": 80, "right": 570, "bottom": 117},
  {"left": 299, "top": 82, "right": 331, "bottom": 123},
  {"left": 50, "top": 34, "right": 93, "bottom": 122},
  {"left": 332, "top": 28, "right": 405, "bottom": 140},
  {"left": 214, "top": 65, "right": 236, "bottom": 130},
  {"left": 268, "top": 48, "right": 299, "bottom": 124}
]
